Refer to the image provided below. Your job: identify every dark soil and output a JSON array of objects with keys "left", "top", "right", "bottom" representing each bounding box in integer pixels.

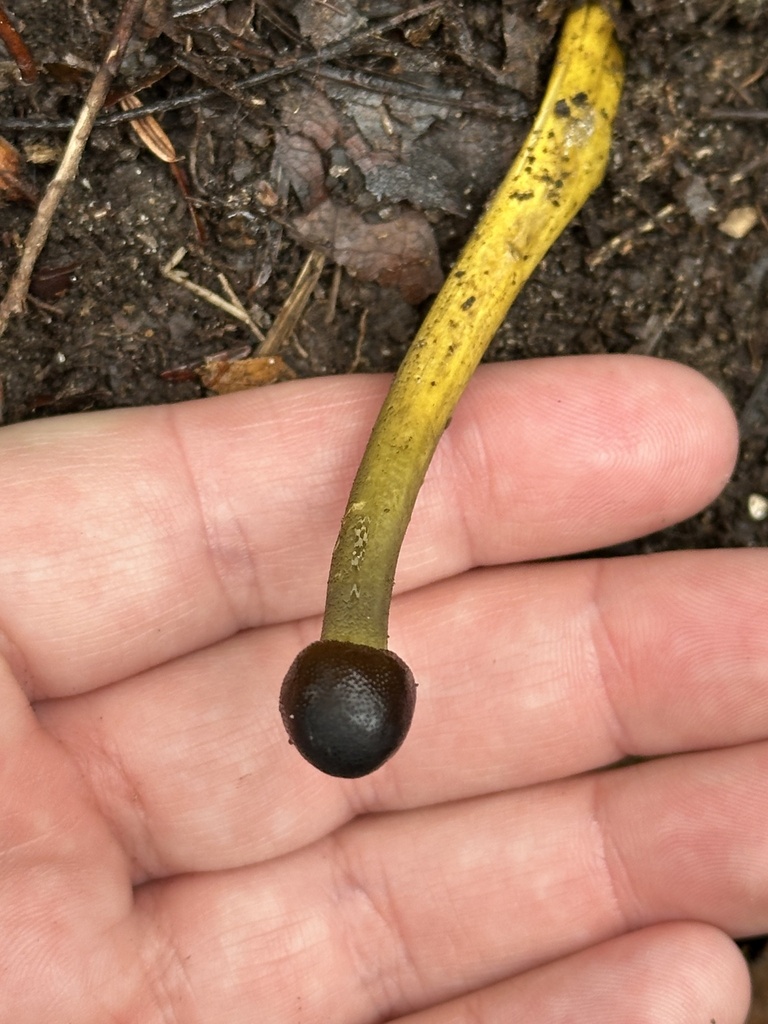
[{"left": 1, "top": 0, "right": 768, "bottom": 1012}]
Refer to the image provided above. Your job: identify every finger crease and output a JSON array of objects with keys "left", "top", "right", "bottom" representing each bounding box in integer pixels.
[{"left": 330, "top": 827, "right": 422, "bottom": 1020}]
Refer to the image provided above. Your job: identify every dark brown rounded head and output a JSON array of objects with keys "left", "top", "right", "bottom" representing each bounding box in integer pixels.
[{"left": 279, "top": 639, "right": 416, "bottom": 778}]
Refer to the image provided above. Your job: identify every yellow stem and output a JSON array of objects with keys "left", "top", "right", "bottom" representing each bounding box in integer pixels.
[{"left": 321, "top": 3, "right": 624, "bottom": 649}]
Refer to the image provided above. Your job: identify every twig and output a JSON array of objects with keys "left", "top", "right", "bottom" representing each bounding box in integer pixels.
[
  {"left": 0, "top": 0, "right": 147, "bottom": 337},
  {"left": 161, "top": 247, "right": 266, "bottom": 340},
  {"left": 701, "top": 108, "right": 768, "bottom": 122},
  {"left": 349, "top": 307, "right": 368, "bottom": 372},
  {"left": 586, "top": 203, "right": 677, "bottom": 269},
  {"left": 257, "top": 251, "right": 326, "bottom": 356},
  {"left": 324, "top": 265, "right": 342, "bottom": 326},
  {"left": 216, "top": 272, "right": 267, "bottom": 342}
]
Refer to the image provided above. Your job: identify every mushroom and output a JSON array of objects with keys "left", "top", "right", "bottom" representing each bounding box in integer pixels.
[{"left": 280, "top": 3, "right": 625, "bottom": 777}]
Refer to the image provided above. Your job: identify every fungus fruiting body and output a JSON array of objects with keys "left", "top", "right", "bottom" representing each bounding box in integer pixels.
[{"left": 280, "top": 4, "right": 625, "bottom": 778}]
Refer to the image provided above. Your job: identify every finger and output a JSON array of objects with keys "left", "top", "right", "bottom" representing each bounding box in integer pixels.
[
  {"left": 383, "top": 546, "right": 768, "bottom": 801},
  {"left": 127, "top": 748, "right": 763, "bottom": 1023},
  {"left": 398, "top": 924, "right": 749, "bottom": 1024},
  {"left": 0, "top": 355, "right": 736, "bottom": 697},
  {"left": 372, "top": 744, "right": 768, "bottom": 1000},
  {"left": 38, "top": 548, "right": 768, "bottom": 874}
]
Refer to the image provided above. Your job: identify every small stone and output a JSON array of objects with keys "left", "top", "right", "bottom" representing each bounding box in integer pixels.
[
  {"left": 747, "top": 493, "right": 768, "bottom": 521},
  {"left": 718, "top": 206, "right": 759, "bottom": 239}
]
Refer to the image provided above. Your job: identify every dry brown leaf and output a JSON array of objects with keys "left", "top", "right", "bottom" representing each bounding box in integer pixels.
[
  {"left": 293, "top": 199, "right": 443, "bottom": 304},
  {"left": 198, "top": 355, "right": 295, "bottom": 393},
  {"left": 119, "top": 94, "right": 177, "bottom": 163},
  {"left": 277, "top": 84, "right": 463, "bottom": 214},
  {"left": 280, "top": 88, "right": 340, "bottom": 152},
  {"left": 193, "top": 0, "right": 259, "bottom": 41},
  {"left": 502, "top": 11, "right": 552, "bottom": 98},
  {"left": 0, "top": 135, "right": 37, "bottom": 204},
  {"left": 273, "top": 131, "right": 327, "bottom": 210},
  {"left": 294, "top": 0, "right": 364, "bottom": 47}
]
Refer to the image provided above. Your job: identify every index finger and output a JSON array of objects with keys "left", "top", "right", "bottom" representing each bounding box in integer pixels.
[{"left": 0, "top": 354, "right": 736, "bottom": 698}]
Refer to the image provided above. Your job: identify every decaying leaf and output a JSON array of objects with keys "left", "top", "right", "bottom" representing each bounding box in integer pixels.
[
  {"left": 30, "top": 261, "right": 79, "bottom": 301},
  {"left": 273, "top": 131, "right": 327, "bottom": 210},
  {"left": 352, "top": 146, "right": 462, "bottom": 212},
  {"left": 277, "top": 82, "right": 465, "bottom": 213},
  {"left": 22, "top": 140, "right": 63, "bottom": 165},
  {"left": 293, "top": 199, "right": 442, "bottom": 304},
  {"left": 279, "top": 87, "right": 342, "bottom": 153},
  {"left": 191, "top": 0, "right": 259, "bottom": 41},
  {"left": 0, "top": 135, "right": 37, "bottom": 204},
  {"left": 293, "top": 0, "right": 365, "bottom": 47},
  {"left": 119, "top": 94, "right": 177, "bottom": 162},
  {"left": 198, "top": 355, "right": 295, "bottom": 393},
  {"left": 502, "top": 10, "right": 555, "bottom": 98}
]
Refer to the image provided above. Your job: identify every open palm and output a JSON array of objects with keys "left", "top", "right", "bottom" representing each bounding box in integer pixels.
[{"left": 0, "top": 354, "right": 760, "bottom": 1023}]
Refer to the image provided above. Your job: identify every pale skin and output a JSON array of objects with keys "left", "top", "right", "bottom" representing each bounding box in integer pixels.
[{"left": 0, "top": 353, "right": 763, "bottom": 1023}]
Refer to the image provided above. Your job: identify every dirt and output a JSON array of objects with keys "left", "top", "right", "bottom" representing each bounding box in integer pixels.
[
  {"left": 0, "top": 0, "right": 766, "bottom": 551},
  {"left": 1, "top": 0, "right": 768, "bottom": 1007}
]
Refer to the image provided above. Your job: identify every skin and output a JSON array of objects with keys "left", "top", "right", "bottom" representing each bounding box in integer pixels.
[{"left": 0, "top": 354, "right": 763, "bottom": 1023}]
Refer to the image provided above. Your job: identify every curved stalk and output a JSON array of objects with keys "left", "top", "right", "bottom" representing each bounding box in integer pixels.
[{"left": 281, "top": 3, "right": 625, "bottom": 777}]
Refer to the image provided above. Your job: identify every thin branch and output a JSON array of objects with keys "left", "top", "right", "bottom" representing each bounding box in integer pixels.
[
  {"left": 0, "top": 0, "right": 146, "bottom": 336},
  {"left": 701, "top": 108, "right": 768, "bottom": 122},
  {"left": 160, "top": 247, "right": 266, "bottom": 341},
  {"left": 257, "top": 251, "right": 326, "bottom": 356}
]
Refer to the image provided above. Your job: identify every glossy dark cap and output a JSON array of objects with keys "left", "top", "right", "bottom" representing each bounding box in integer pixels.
[{"left": 279, "top": 640, "right": 416, "bottom": 778}]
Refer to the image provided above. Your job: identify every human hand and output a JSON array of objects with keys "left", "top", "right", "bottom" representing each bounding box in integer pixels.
[{"left": 0, "top": 354, "right": 759, "bottom": 1022}]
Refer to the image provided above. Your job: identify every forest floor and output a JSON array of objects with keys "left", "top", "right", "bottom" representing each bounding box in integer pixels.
[{"left": 1, "top": 1, "right": 767, "bottom": 551}]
